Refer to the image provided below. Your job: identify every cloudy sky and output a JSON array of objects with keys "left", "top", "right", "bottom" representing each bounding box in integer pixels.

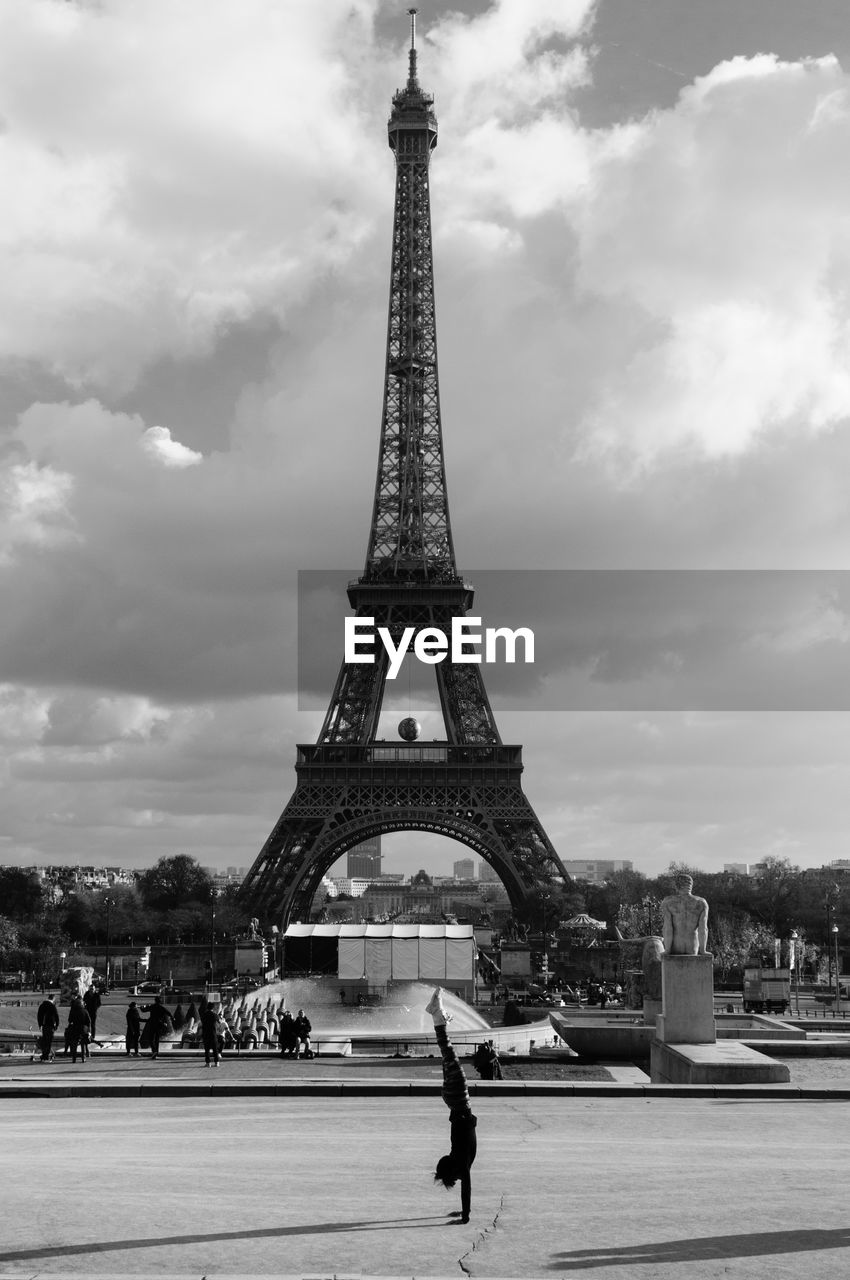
[{"left": 3, "top": 0, "right": 850, "bottom": 881}]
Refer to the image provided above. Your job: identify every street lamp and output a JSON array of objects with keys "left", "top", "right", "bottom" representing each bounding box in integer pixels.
[
  {"left": 825, "top": 884, "right": 839, "bottom": 989},
  {"left": 540, "top": 893, "right": 551, "bottom": 987},
  {"left": 790, "top": 931, "right": 800, "bottom": 1015},
  {"left": 832, "top": 924, "right": 840, "bottom": 1011},
  {"left": 103, "top": 896, "right": 112, "bottom": 992},
  {"left": 209, "top": 889, "right": 218, "bottom": 988}
]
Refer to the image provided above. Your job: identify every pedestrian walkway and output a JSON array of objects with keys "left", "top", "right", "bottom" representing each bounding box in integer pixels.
[{"left": 0, "top": 1084, "right": 847, "bottom": 1276}]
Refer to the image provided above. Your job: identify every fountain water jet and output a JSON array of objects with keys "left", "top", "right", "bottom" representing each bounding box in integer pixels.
[{"left": 246, "top": 980, "right": 491, "bottom": 1036}]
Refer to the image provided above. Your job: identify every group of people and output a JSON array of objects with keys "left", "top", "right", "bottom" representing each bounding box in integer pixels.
[
  {"left": 583, "top": 979, "right": 623, "bottom": 1009},
  {"left": 127, "top": 996, "right": 174, "bottom": 1058},
  {"left": 39, "top": 991, "right": 316, "bottom": 1065},
  {"left": 36, "top": 986, "right": 103, "bottom": 1063},
  {"left": 278, "top": 1007, "right": 312, "bottom": 1058},
  {"left": 35, "top": 990, "right": 175, "bottom": 1063}
]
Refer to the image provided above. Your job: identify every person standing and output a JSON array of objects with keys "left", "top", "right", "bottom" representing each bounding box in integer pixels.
[
  {"left": 198, "top": 998, "right": 220, "bottom": 1068},
  {"left": 473, "top": 1039, "right": 502, "bottom": 1080},
  {"left": 427, "top": 988, "right": 477, "bottom": 1224},
  {"left": 125, "top": 1001, "right": 141, "bottom": 1056},
  {"left": 140, "top": 996, "right": 173, "bottom": 1059},
  {"left": 278, "top": 1010, "right": 297, "bottom": 1057},
  {"left": 293, "top": 1008, "right": 312, "bottom": 1059},
  {"left": 215, "top": 1005, "right": 231, "bottom": 1053},
  {"left": 487, "top": 1039, "right": 503, "bottom": 1080},
  {"left": 83, "top": 985, "right": 102, "bottom": 1045},
  {"left": 472, "top": 1042, "right": 494, "bottom": 1080},
  {"left": 36, "top": 994, "right": 60, "bottom": 1062},
  {"left": 66, "top": 996, "right": 91, "bottom": 1064}
]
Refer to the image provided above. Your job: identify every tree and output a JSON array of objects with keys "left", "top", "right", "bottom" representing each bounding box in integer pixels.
[
  {"left": 582, "top": 870, "right": 650, "bottom": 926},
  {"left": 745, "top": 857, "right": 801, "bottom": 937},
  {"left": 137, "top": 856, "right": 214, "bottom": 912},
  {"left": 617, "top": 896, "right": 664, "bottom": 939},
  {"left": 62, "top": 886, "right": 147, "bottom": 945},
  {"left": 161, "top": 904, "right": 209, "bottom": 943},
  {"left": 61, "top": 890, "right": 100, "bottom": 942},
  {"left": 213, "top": 883, "right": 246, "bottom": 938},
  {"left": 0, "top": 868, "right": 43, "bottom": 922},
  {"left": 794, "top": 870, "right": 846, "bottom": 946},
  {"left": 517, "top": 885, "right": 584, "bottom": 932},
  {"left": 711, "top": 911, "right": 776, "bottom": 981},
  {"left": 0, "top": 915, "right": 20, "bottom": 964}
]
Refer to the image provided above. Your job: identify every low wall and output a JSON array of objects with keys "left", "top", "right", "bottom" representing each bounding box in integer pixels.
[
  {"left": 551, "top": 1012, "right": 812, "bottom": 1060},
  {"left": 549, "top": 1015, "right": 654, "bottom": 1059}
]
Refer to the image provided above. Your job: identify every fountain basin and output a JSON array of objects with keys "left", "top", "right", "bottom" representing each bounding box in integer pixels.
[{"left": 550, "top": 1011, "right": 807, "bottom": 1060}]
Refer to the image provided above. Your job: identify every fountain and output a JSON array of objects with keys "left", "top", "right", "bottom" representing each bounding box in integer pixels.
[
  {"left": 255, "top": 980, "right": 490, "bottom": 1036},
  {"left": 177, "top": 921, "right": 561, "bottom": 1055},
  {"left": 211, "top": 979, "right": 557, "bottom": 1056}
]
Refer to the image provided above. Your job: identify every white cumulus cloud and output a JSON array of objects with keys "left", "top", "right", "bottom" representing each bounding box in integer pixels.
[
  {"left": 0, "top": 460, "right": 76, "bottom": 559},
  {"left": 142, "top": 426, "right": 203, "bottom": 469},
  {"left": 0, "top": 0, "right": 385, "bottom": 392},
  {"left": 575, "top": 54, "right": 850, "bottom": 463}
]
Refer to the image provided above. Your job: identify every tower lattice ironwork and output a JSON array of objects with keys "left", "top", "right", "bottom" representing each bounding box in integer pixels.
[{"left": 240, "top": 12, "right": 569, "bottom": 925}]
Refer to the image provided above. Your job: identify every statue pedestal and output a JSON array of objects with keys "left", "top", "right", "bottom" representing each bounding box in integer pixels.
[
  {"left": 642, "top": 997, "right": 662, "bottom": 1027},
  {"left": 656, "top": 954, "right": 715, "bottom": 1045},
  {"left": 650, "top": 952, "right": 790, "bottom": 1085}
]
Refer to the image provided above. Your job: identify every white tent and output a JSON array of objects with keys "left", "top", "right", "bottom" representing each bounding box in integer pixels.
[{"left": 283, "top": 922, "right": 475, "bottom": 983}]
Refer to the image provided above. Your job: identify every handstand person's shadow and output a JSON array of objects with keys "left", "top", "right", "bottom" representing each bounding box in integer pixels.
[{"left": 0, "top": 1215, "right": 454, "bottom": 1265}]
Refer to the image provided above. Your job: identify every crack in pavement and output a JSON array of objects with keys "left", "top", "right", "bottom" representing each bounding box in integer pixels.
[
  {"left": 508, "top": 1099, "right": 543, "bottom": 1133},
  {"left": 456, "top": 1100, "right": 539, "bottom": 1273},
  {"left": 458, "top": 1193, "right": 505, "bottom": 1276}
]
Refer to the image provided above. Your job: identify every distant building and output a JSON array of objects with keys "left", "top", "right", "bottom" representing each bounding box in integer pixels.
[
  {"left": 828, "top": 860, "right": 850, "bottom": 874},
  {"left": 347, "top": 836, "right": 382, "bottom": 879},
  {"left": 478, "top": 861, "right": 501, "bottom": 882},
  {"left": 724, "top": 863, "right": 751, "bottom": 875},
  {"left": 18, "top": 863, "right": 137, "bottom": 896},
  {"left": 358, "top": 870, "right": 485, "bottom": 923},
  {"left": 329, "top": 877, "right": 367, "bottom": 898},
  {"left": 561, "top": 859, "right": 633, "bottom": 885},
  {"left": 453, "top": 858, "right": 475, "bottom": 880},
  {"left": 326, "top": 872, "right": 402, "bottom": 899}
]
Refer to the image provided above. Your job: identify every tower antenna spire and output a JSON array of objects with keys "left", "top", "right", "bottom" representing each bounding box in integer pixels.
[{"left": 407, "top": 7, "right": 418, "bottom": 88}]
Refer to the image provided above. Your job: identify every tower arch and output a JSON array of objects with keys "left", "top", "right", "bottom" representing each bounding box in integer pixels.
[{"left": 266, "top": 813, "right": 535, "bottom": 926}]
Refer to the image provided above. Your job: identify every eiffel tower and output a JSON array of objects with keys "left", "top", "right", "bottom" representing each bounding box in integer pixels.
[{"left": 240, "top": 11, "right": 569, "bottom": 926}]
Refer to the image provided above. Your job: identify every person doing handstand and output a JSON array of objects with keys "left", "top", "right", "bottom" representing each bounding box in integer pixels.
[{"left": 427, "top": 987, "right": 477, "bottom": 1224}]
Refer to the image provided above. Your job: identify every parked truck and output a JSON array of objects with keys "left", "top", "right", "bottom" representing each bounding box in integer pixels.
[{"left": 743, "top": 966, "right": 790, "bottom": 1014}]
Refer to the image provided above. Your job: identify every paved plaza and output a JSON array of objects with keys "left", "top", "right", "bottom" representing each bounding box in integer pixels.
[{"left": 0, "top": 1053, "right": 847, "bottom": 1279}]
